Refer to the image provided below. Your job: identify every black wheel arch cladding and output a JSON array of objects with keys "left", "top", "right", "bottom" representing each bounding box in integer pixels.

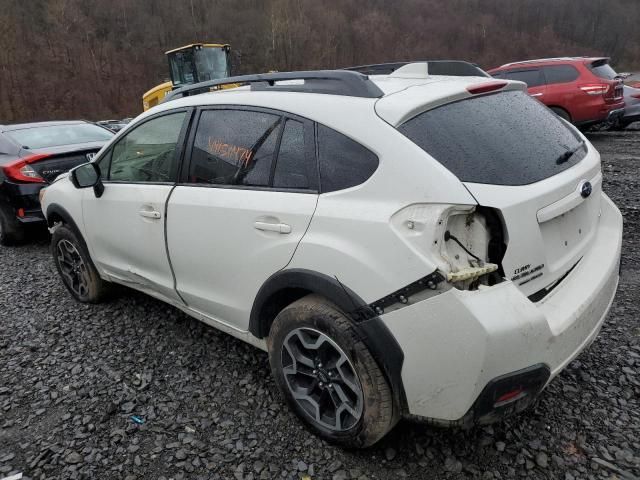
[{"left": 250, "top": 268, "right": 408, "bottom": 413}]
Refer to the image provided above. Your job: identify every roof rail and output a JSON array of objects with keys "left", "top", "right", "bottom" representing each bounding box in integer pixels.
[
  {"left": 500, "top": 56, "right": 609, "bottom": 68},
  {"left": 163, "top": 70, "right": 384, "bottom": 103},
  {"left": 344, "top": 61, "right": 490, "bottom": 78}
]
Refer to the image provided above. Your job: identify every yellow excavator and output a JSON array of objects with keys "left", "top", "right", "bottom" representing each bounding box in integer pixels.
[{"left": 142, "top": 43, "right": 232, "bottom": 111}]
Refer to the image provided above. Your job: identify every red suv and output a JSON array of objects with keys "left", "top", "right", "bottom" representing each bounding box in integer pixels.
[{"left": 488, "top": 57, "right": 625, "bottom": 127}]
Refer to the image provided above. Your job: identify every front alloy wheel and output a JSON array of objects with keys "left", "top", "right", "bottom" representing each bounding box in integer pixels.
[
  {"left": 56, "top": 239, "right": 90, "bottom": 298},
  {"left": 51, "top": 224, "right": 112, "bottom": 303}
]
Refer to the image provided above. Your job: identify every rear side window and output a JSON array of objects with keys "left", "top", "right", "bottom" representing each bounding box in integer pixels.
[
  {"left": 500, "top": 69, "right": 545, "bottom": 88},
  {"left": 589, "top": 60, "right": 618, "bottom": 80},
  {"left": 543, "top": 65, "right": 579, "bottom": 84},
  {"left": 273, "top": 119, "right": 317, "bottom": 190},
  {"left": 317, "top": 125, "right": 379, "bottom": 192},
  {"left": 398, "top": 90, "right": 586, "bottom": 186},
  {"left": 190, "top": 109, "right": 281, "bottom": 186}
]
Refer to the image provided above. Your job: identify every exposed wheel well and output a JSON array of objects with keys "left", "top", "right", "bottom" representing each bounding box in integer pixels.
[
  {"left": 47, "top": 211, "right": 65, "bottom": 227},
  {"left": 254, "top": 287, "right": 312, "bottom": 338}
]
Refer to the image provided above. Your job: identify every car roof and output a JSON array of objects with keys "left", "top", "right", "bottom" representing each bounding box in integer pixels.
[
  {"left": 143, "top": 66, "right": 526, "bottom": 130},
  {"left": 0, "top": 120, "right": 88, "bottom": 133},
  {"left": 490, "top": 56, "right": 608, "bottom": 71}
]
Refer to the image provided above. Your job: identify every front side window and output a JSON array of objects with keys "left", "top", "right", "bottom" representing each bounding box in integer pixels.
[
  {"left": 189, "top": 109, "right": 281, "bottom": 187},
  {"left": 502, "top": 69, "right": 545, "bottom": 88},
  {"left": 398, "top": 90, "right": 586, "bottom": 186},
  {"left": 109, "top": 112, "right": 186, "bottom": 183}
]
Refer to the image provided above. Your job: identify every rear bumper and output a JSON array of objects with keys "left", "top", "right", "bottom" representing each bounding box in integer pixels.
[
  {"left": 381, "top": 192, "right": 622, "bottom": 423},
  {"left": 606, "top": 108, "right": 625, "bottom": 122},
  {"left": 0, "top": 181, "right": 46, "bottom": 224}
]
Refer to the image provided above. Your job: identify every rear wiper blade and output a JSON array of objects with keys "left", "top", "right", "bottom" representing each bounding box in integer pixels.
[{"left": 556, "top": 141, "right": 585, "bottom": 165}]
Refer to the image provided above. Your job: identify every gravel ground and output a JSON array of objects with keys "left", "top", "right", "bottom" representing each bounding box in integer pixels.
[{"left": 1, "top": 129, "right": 639, "bottom": 480}]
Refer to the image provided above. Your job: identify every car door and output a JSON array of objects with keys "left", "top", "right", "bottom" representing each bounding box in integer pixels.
[
  {"left": 82, "top": 109, "right": 190, "bottom": 302},
  {"left": 166, "top": 107, "right": 318, "bottom": 330}
]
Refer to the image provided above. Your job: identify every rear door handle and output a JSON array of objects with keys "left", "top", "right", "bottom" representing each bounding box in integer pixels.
[
  {"left": 139, "top": 209, "right": 162, "bottom": 219},
  {"left": 254, "top": 221, "right": 291, "bottom": 234},
  {"left": 530, "top": 93, "right": 543, "bottom": 97}
]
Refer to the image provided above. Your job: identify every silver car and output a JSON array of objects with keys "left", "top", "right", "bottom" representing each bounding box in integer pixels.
[{"left": 614, "top": 85, "right": 640, "bottom": 130}]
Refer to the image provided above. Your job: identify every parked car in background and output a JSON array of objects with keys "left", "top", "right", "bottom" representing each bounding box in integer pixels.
[
  {"left": 612, "top": 85, "right": 640, "bottom": 130},
  {"left": 0, "top": 121, "right": 113, "bottom": 245},
  {"left": 96, "top": 119, "right": 131, "bottom": 132},
  {"left": 41, "top": 65, "right": 621, "bottom": 447},
  {"left": 488, "top": 57, "right": 625, "bottom": 128}
]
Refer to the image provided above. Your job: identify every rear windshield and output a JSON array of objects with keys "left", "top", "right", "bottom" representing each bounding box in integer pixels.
[
  {"left": 398, "top": 90, "right": 585, "bottom": 186},
  {"left": 6, "top": 123, "right": 114, "bottom": 149},
  {"left": 589, "top": 60, "right": 618, "bottom": 80}
]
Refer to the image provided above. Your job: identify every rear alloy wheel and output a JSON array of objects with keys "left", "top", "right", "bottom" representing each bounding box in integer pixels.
[
  {"left": 268, "top": 295, "right": 396, "bottom": 447},
  {"left": 281, "top": 327, "right": 364, "bottom": 432},
  {"left": 51, "top": 224, "right": 111, "bottom": 303}
]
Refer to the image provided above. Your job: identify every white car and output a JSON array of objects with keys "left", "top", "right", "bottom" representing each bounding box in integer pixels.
[{"left": 41, "top": 63, "right": 622, "bottom": 448}]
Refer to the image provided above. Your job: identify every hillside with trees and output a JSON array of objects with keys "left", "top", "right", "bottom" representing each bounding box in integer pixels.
[{"left": 1, "top": 0, "right": 639, "bottom": 122}]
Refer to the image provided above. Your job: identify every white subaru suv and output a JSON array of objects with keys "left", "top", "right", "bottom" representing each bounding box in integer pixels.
[{"left": 41, "top": 63, "right": 622, "bottom": 448}]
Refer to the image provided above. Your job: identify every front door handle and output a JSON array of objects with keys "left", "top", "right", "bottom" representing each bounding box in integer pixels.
[
  {"left": 139, "top": 209, "right": 162, "bottom": 219},
  {"left": 530, "top": 92, "right": 543, "bottom": 97},
  {"left": 254, "top": 221, "right": 291, "bottom": 234}
]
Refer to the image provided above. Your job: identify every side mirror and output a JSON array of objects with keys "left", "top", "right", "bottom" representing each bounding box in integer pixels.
[{"left": 70, "top": 162, "right": 104, "bottom": 197}]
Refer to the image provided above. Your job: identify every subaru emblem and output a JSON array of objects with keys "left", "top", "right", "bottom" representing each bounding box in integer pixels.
[
  {"left": 580, "top": 181, "right": 592, "bottom": 199},
  {"left": 86, "top": 152, "right": 96, "bottom": 162}
]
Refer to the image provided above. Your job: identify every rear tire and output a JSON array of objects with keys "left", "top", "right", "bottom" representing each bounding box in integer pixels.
[
  {"left": 550, "top": 107, "right": 572, "bottom": 123},
  {"left": 0, "top": 204, "right": 26, "bottom": 246},
  {"left": 267, "top": 294, "right": 396, "bottom": 448},
  {"left": 51, "top": 224, "right": 111, "bottom": 303}
]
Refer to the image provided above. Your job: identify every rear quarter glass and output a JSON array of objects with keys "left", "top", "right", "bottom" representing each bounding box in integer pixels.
[{"left": 398, "top": 90, "right": 586, "bottom": 186}]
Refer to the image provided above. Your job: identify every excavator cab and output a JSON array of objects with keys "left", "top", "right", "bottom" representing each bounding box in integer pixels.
[{"left": 143, "top": 43, "right": 231, "bottom": 111}]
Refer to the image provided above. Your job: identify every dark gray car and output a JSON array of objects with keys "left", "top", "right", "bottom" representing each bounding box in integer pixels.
[{"left": 0, "top": 120, "right": 113, "bottom": 245}]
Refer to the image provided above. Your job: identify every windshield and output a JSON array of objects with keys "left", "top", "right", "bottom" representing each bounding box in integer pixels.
[
  {"left": 6, "top": 123, "right": 113, "bottom": 149},
  {"left": 589, "top": 60, "right": 618, "bottom": 80},
  {"left": 169, "top": 47, "right": 228, "bottom": 86},
  {"left": 194, "top": 47, "right": 229, "bottom": 82},
  {"left": 398, "top": 90, "right": 586, "bottom": 186}
]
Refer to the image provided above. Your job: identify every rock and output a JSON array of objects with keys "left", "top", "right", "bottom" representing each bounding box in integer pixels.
[
  {"left": 385, "top": 447, "right": 397, "bottom": 461},
  {"left": 495, "top": 441, "right": 506, "bottom": 452},
  {"left": 175, "top": 449, "right": 187, "bottom": 460},
  {"left": 333, "top": 470, "right": 348, "bottom": 480},
  {"left": 536, "top": 452, "right": 548, "bottom": 468},
  {"left": 65, "top": 451, "right": 83, "bottom": 464}
]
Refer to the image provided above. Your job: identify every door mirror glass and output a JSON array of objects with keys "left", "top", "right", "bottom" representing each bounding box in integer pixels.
[{"left": 71, "top": 162, "right": 101, "bottom": 188}]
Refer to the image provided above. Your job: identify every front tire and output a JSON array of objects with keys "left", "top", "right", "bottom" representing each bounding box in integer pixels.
[
  {"left": 51, "top": 224, "right": 111, "bottom": 303},
  {"left": 267, "top": 295, "right": 396, "bottom": 448}
]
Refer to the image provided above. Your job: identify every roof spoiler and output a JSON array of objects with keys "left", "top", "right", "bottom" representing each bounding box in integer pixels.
[{"left": 163, "top": 70, "right": 385, "bottom": 103}]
